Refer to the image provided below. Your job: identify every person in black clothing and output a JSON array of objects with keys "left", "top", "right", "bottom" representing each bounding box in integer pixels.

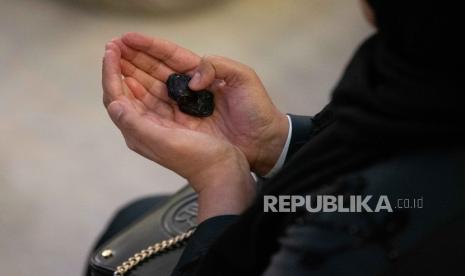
[{"left": 95, "top": 0, "right": 465, "bottom": 275}]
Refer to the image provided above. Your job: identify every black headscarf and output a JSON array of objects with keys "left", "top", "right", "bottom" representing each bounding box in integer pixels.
[
  {"left": 196, "top": 1, "right": 465, "bottom": 274},
  {"left": 333, "top": 0, "right": 465, "bottom": 149}
]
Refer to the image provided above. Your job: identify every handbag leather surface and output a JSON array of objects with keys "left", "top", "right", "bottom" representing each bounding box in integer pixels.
[{"left": 89, "top": 185, "right": 198, "bottom": 276}]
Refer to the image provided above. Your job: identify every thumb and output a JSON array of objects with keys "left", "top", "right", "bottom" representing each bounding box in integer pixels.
[
  {"left": 107, "top": 101, "right": 126, "bottom": 126},
  {"left": 107, "top": 100, "right": 142, "bottom": 133},
  {"left": 189, "top": 55, "right": 255, "bottom": 90},
  {"left": 107, "top": 100, "right": 164, "bottom": 143}
]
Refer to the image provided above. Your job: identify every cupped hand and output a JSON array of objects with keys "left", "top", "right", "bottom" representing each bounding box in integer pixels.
[
  {"left": 111, "top": 32, "right": 289, "bottom": 176},
  {"left": 103, "top": 42, "right": 256, "bottom": 221}
]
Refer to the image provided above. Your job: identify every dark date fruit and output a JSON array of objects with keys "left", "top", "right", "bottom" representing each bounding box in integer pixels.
[{"left": 166, "top": 73, "right": 215, "bottom": 117}]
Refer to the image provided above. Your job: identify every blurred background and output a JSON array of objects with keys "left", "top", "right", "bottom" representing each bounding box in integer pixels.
[{"left": 0, "top": 0, "right": 371, "bottom": 275}]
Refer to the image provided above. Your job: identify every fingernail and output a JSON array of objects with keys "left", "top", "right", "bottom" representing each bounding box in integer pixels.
[
  {"left": 190, "top": 72, "right": 201, "bottom": 87},
  {"left": 108, "top": 101, "right": 124, "bottom": 122}
]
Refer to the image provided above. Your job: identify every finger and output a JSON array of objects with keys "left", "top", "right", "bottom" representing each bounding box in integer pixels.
[
  {"left": 120, "top": 59, "right": 173, "bottom": 103},
  {"left": 121, "top": 76, "right": 146, "bottom": 113},
  {"left": 102, "top": 42, "right": 123, "bottom": 107},
  {"left": 114, "top": 38, "right": 175, "bottom": 82},
  {"left": 123, "top": 75, "right": 146, "bottom": 100},
  {"left": 122, "top": 32, "right": 200, "bottom": 73},
  {"left": 188, "top": 55, "right": 255, "bottom": 91},
  {"left": 124, "top": 77, "right": 174, "bottom": 119}
]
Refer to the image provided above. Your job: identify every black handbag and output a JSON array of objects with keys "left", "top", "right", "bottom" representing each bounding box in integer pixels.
[{"left": 89, "top": 185, "right": 198, "bottom": 276}]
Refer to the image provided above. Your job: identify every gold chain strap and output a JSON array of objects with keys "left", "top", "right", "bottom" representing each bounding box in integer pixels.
[{"left": 113, "top": 228, "right": 196, "bottom": 276}]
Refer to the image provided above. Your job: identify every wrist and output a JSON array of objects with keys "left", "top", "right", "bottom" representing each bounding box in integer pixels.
[
  {"left": 252, "top": 112, "right": 289, "bottom": 176},
  {"left": 188, "top": 148, "right": 256, "bottom": 223},
  {"left": 196, "top": 174, "right": 255, "bottom": 223}
]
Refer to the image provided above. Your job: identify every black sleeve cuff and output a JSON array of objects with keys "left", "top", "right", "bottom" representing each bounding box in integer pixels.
[
  {"left": 286, "top": 114, "right": 314, "bottom": 161},
  {"left": 172, "top": 215, "right": 239, "bottom": 275}
]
